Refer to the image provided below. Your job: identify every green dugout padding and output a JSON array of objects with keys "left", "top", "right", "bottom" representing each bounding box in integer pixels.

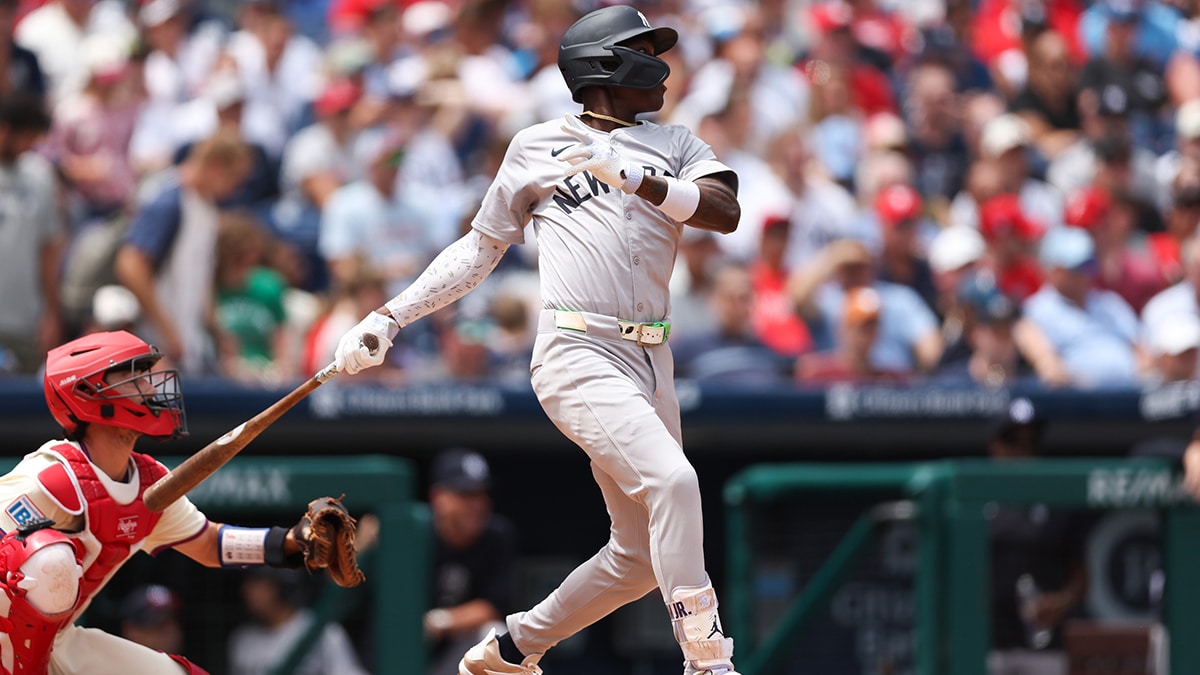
[
  {"left": 0, "top": 454, "right": 427, "bottom": 675},
  {"left": 725, "top": 458, "right": 1200, "bottom": 675}
]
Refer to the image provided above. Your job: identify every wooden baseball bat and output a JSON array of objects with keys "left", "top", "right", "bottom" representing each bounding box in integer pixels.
[{"left": 142, "top": 334, "right": 380, "bottom": 513}]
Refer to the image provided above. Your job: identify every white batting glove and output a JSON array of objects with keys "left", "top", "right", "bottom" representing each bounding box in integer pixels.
[
  {"left": 558, "top": 115, "right": 644, "bottom": 194},
  {"left": 333, "top": 312, "right": 398, "bottom": 375}
]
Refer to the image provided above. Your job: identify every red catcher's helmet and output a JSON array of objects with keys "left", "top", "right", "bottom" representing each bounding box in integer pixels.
[{"left": 43, "top": 331, "right": 187, "bottom": 439}]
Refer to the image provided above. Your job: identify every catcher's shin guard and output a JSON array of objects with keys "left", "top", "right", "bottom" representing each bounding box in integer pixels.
[
  {"left": 667, "top": 576, "right": 738, "bottom": 675},
  {"left": 459, "top": 628, "right": 543, "bottom": 675}
]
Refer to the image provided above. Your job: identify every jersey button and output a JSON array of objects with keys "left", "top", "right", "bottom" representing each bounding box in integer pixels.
[
  {"left": 625, "top": 212, "right": 633, "bottom": 220},
  {"left": 633, "top": 256, "right": 641, "bottom": 265},
  {"left": 637, "top": 303, "right": 644, "bottom": 312}
]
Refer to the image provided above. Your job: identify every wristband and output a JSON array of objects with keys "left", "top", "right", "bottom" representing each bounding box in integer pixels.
[
  {"left": 659, "top": 178, "right": 700, "bottom": 222},
  {"left": 364, "top": 311, "right": 400, "bottom": 340},
  {"left": 621, "top": 164, "right": 645, "bottom": 194},
  {"left": 218, "top": 525, "right": 300, "bottom": 568}
]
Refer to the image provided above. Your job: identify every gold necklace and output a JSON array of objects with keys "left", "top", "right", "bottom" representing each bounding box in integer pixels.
[{"left": 579, "top": 111, "right": 638, "bottom": 127}]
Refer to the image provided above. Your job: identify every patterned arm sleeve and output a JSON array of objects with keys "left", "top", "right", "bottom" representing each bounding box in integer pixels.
[{"left": 384, "top": 229, "right": 510, "bottom": 328}]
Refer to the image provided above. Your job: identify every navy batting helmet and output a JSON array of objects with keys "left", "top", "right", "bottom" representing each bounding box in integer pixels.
[{"left": 558, "top": 5, "right": 678, "bottom": 103}]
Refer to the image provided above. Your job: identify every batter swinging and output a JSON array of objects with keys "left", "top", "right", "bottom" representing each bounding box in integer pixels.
[{"left": 333, "top": 6, "right": 741, "bottom": 674}]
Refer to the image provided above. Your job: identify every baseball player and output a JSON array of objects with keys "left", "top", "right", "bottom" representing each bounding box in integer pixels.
[
  {"left": 0, "top": 330, "right": 338, "bottom": 674},
  {"left": 333, "top": 5, "right": 741, "bottom": 675}
]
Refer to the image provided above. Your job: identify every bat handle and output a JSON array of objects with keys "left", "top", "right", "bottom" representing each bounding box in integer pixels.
[{"left": 316, "top": 333, "right": 382, "bottom": 383}]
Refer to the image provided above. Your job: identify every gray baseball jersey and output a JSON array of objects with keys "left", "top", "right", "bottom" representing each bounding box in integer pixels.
[
  {"left": 472, "top": 117, "right": 731, "bottom": 322},
  {"left": 469, "top": 116, "right": 736, "bottom": 658}
]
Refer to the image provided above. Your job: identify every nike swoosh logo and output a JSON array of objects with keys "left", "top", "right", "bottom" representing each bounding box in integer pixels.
[{"left": 550, "top": 145, "right": 571, "bottom": 157}]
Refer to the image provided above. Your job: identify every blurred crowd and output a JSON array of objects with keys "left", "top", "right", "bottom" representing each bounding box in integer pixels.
[{"left": 4, "top": 0, "right": 1200, "bottom": 390}]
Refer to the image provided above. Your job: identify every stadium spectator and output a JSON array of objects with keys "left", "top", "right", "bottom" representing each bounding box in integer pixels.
[
  {"left": 1063, "top": 185, "right": 1165, "bottom": 312},
  {"left": 790, "top": 238, "right": 943, "bottom": 373},
  {"left": 1154, "top": 98, "right": 1200, "bottom": 214},
  {"left": 319, "top": 131, "right": 435, "bottom": 296},
  {"left": 873, "top": 183, "right": 938, "bottom": 311},
  {"left": 986, "top": 397, "right": 1093, "bottom": 675},
  {"left": 131, "top": 0, "right": 227, "bottom": 176},
  {"left": 118, "top": 584, "right": 184, "bottom": 655},
  {"left": 767, "top": 127, "right": 861, "bottom": 270},
  {"left": 1008, "top": 29, "right": 1083, "bottom": 162},
  {"left": 45, "top": 32, "right": 138, "bottom": 227},
  {"left": 14, "top": 0, "right": 135, "bottom": 104},
  {"left": 272, "top": 78, "right": 363, "bottom": 292},
  {"left": 1142, "top": 311, "right": 1200, "bottom": 383},
  {"left": 0, "top": 93, "right": 59, "bottom": 374},
  {"left": 169, "top": 70, "right": 283, "bottom": 214},
  {"left": 950, "top": 113, "right": 1064, "bottom": 232},
  {"left": 796, "top": 285, "right": 909, "bottom": 384},
  {"left": 1047, "top": 82, "right": 1158, "bottom": 203},
  {"left": 224, "top": 0, "right": 324, "bottom": 148},
  {"left": 929, "top": 224, "right": 988, "bottom": 364},
  {"left": 213, "top": 211, "right": 292, "bottom": 385},
  {"left": 672, "top": 263, "right": 792, "bottom": 384},
  {"left": 934, "top": 270, "right": 1035, "bottom": 388},
  {"left": 749, "top": 216, "right": 813, "bottom": 358},
  {"left": 0, "top": 0, "right": 44, "bottom": 100},
  {"left": 978, "top": 193, "right": 1046, "bottom": 303},
  {"left": 115, "top": 130, "right": 253, "bottom": 375},
  {"left": 425, "top": 448, "right": 517, "bottom": 675},
  {"left": 1078, "top": 0, "right": 1171, "bottom": 153},
  {"left": 228, "top": 567, "right": 368, "bottom": 675},
  {"left": 1146, "top": 156, "right": 1200, "bottom": 283},
  {"left": 1078, "top": 0, "right": 1181, "bottom": 71},
  {"left": 904, "top": 60, "right": 970, "bottom": 202},
  {"left": 696, "top": 87, "right": 792, "bottom": 264},
  {"left": 675, "top": 2, "right": 809, "bottom": 158},
  {"left": 1016, "top": 225, "right": 1143, "bottom": 387},
  {"left": 1142, "top": 233, "right": 1200, "bottom": 339}
]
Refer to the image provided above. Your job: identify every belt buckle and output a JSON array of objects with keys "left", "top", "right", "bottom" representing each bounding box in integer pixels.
[
  {"left": 619, "top": 320, "right": 669, "bottom": 346},
  {"left": 637, "top": 321, "right": 669, "bottom": 346}
]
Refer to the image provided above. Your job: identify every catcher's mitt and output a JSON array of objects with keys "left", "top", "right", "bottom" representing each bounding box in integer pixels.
[{"left": 292, "top": 494, "right": 366, "bottom": 588}]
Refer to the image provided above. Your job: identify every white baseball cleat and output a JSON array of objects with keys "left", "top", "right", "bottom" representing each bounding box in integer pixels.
[{"left": 459, "top": 628, "right": 544, "bottom": 675}]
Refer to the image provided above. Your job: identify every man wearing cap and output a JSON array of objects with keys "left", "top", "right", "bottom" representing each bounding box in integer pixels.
[
  {"left": 425, "top": 449, "right": 517, "bottom": 675},
  {"left": 796, "top": 285, "right": 909, "bottom": 383},
  {"left": 791, "top": 238, "right": 943, "bottom": 373},
  {"left": 1142, "top": 312, "right": 1200, "bottom": 383},
  {"left": 1154, "top": 98, "right": 1200, "bottom": 214},
  {"left": 1046, "top": 81, "right": 1158, "bottom": 202},
  {"left": 949, "top": 113, "right": 1064, "bottom": 232},
  {"left": 874, "top": 184, "right": 938, "bottom": 312},
  {"left": 1063, "top": 186, "right": 1165, "bottom": 312},
  {"left": 118, "top": 584, "right": 184, "bottom": 656},
  {"left": 1142, "top": 232, "right": 1200, "bottom": 359},
  {"left": 976, "top": 194, "right": 1045, "bottom": 303},
  {"left": 933, "top": 270, "right": 1035, "bottom": 388},
  {"left": 985, "top": 398, "right": 1094, "bottom": 675},
  {"left": 1015, "top": 226, "right": 1143, "bottom": 387}
]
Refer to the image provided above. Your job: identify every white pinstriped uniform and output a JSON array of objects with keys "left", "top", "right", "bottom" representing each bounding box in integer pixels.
[{"left": 471, "top": 116, "right": 733, "bottom": 656}]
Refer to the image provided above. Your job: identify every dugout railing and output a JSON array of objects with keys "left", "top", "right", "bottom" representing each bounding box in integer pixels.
[
  {"left": 0, "top": 454, "right": 428, "bottom": 675},
  {"left": 724, "top": 459, "right": 1200, "bottom": 675}
]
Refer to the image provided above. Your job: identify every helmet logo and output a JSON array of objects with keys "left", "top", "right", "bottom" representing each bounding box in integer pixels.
[
  {"left": 637, "top": 10, "right": 650, "bottom": 28},
  {"left": 58, "top": 375, "right": 76, "bottom": 386}
]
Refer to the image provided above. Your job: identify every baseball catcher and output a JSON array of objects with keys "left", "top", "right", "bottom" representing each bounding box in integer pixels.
[{"left": 0, "top": 330, "right": 364, "bottom": 674}]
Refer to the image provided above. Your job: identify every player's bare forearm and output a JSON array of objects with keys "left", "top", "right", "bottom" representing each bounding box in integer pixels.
[{"left": 637, "top": 174, "right": 740, "bottom": 233}]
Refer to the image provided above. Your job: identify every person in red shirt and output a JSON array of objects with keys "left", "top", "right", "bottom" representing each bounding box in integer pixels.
[
  {"left": 1148, "top": 158, "right": 1200, "bottom": 284},
  {"left": 801, "top": 1, "right": 897, "bottom": 117},
  {"left": 978, "top": 193, "right": 1046, "bottom": 302},
  {"left": 1063, "top": 185, "right": 1165, "bottom": 312},
  {"left": 749, "top": 215, "right": 812, "bottom": 357}
]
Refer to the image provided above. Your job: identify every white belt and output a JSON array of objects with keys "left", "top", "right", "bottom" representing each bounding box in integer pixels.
[{"left": 543, "top": 309, "right": 671, "bottom": 346}]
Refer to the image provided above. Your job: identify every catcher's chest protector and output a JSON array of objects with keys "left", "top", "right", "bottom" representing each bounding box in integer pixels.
[
  {"left": 37, "top": 444, "right": 165, "bottom": 613},
  {"left": 0, "top": 527, "right": 84, "bottom": 674}
]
